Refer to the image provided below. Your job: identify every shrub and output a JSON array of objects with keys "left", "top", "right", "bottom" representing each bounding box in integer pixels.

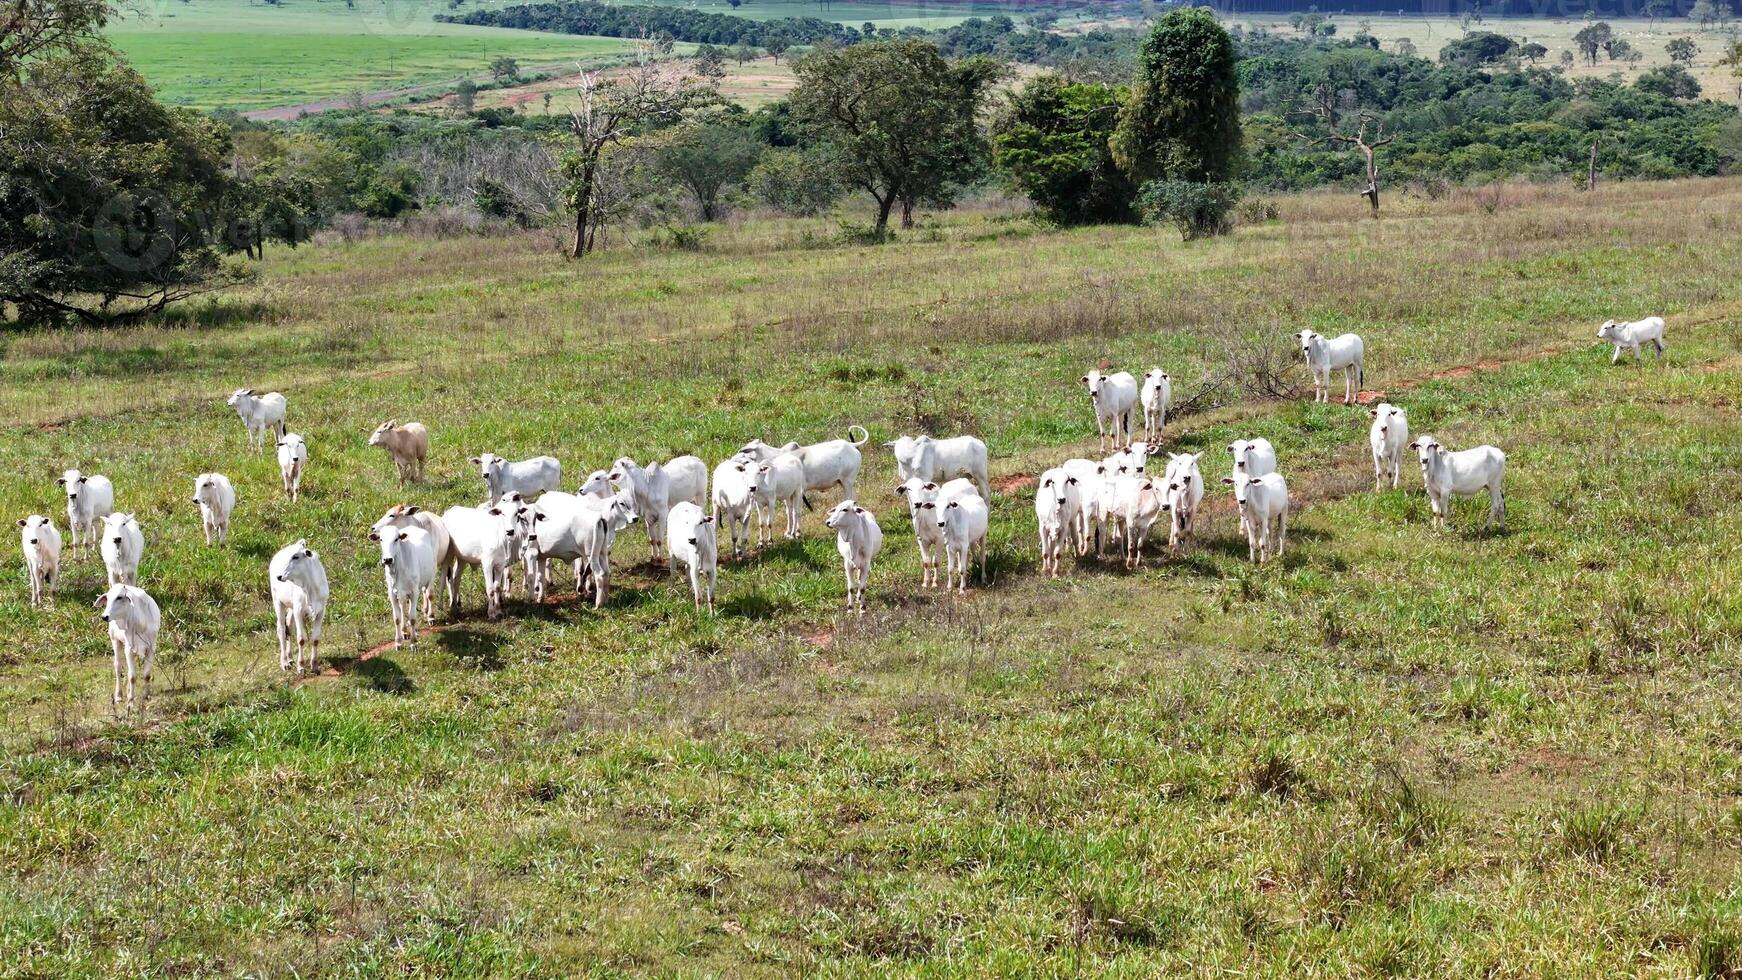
[
  {"left": 1139, "top": 179, "right": 1239, "bottom": 240},
  {"left": 744, "top": 146, "right": 845, "bottom": 217}
]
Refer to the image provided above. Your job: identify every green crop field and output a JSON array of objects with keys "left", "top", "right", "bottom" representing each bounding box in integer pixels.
[{"left": 2, "top": 181, "right": 1741, "bottom": 974}]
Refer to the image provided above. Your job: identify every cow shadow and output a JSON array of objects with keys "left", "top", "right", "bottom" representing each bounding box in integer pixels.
[
  {"left": 435, "top": 627, "right": 506, "bottom": 672},
  {"left": 353, "top": 657, "right": 414, "bottom": 695}
]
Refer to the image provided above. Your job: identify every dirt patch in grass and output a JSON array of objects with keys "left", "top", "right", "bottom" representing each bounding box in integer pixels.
[{"left": 993, "top": 473, "right": 1035, "bottom": 495}]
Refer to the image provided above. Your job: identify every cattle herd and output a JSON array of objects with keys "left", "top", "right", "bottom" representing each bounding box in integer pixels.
[{"left": 15, "top": 318, "right": 1667, "bottom": 715}]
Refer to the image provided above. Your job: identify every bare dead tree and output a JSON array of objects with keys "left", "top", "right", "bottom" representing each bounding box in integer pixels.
[{"left": 1292, "top": 84, "right": 1395, "bottom": 219}]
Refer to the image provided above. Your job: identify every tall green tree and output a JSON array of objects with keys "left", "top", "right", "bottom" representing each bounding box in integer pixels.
[
  {"left": 1110, "top": 7, "right": 1242, "bottom": 187},
  {"left": 790, "top": 39, "right": 1004, "bottom": 238},
  {"left": 992, "top": 74, "right": 1136, "bottom": 225},
  {"left": 652, "top": 120, "right": 763, "bottom": 220}
]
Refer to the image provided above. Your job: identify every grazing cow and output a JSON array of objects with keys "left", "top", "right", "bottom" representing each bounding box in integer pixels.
[
  {"left": 1223, "top": 472, "right": 1290, "bottom": 564},
  {"left": 895, "top": 477, "right": 976, "bottom": 587},
  {"left": 1081, "top": 370, "right": 1139, "bottom": 452},
  {"left": 442, "top": 498, "right": 530, "bottom": 619},
  {"left": 938, "top": 493, "right": 990, "bottom": 593},
  {"left": 825, "top": 501, "right": 883, "bottom": 614},
  {"left": 747, "top": 453, "right": 805, "bottom": 545},
  {"left": 1367, "top": 403, "right": 1410, "bottom": 491},
  {"left": 368, "top": 420, "right": 429, "bottom": 483},
  {"left": 17, "top": 515, "right": 61, "bottom": 607},
  {"left": 377, "top": 526, "right": 436, "bottom": 649},
  {"left": 226, "top": 388, "right": 287, "bottom": 451},
  {"left": 1410, "top": 436, "right": 1506, "bottom": 532},
  {"left": 472, "top": 453, "right": 562, "bottom": 504},
  {"left": 276, "top": 433, "right": 308, "bottom": 502},
  {"left": 885, "top": 435, "right": 991, "bottom": 500},
  {"left": 1161, "top": 452, "right": 1205, "bottom": 552},
  {"left": 99, "top": 513, "right": 144, "bottom": 586},
  {"left": 666, "top": 501, "right": 718, "bottom": 611},
  {"left": 369, "top": 505, "right": 454, "bottom": 615},
  {"left": 191, "top": 473, "right": 236, "bottom": 546},
  {"left": 1141, "top": 368, "right": 1172, "bottom": 445},
  {"left": 1033, "top": 468, "right": 1083, "bottom": 578},
  {"left": 1597, "top": 316, "right": 1666, "bottom": 364},
  {"left": 94, "top": 584, "right": 160, "bottom": 713},
  {"left": 56, "top": 469, "right": 114, "bottom": 560},
  {"left": 269, "top": 540, "right": 329, "bottom": 674},
  {"left": 1296, "top": 330, "right": 1366, "bottom": 404},
  {"left": 711, "top": 458, "right": 757, "bottom": 559},
  {"left": 740, "top": 425, "right": 870, "bottom": 507}
]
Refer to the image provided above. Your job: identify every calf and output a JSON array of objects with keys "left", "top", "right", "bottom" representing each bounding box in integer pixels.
[
  {"left": 442, "top": 499, "right": 528, "bottom": 619},
  {"left": 377, "top": 526, "right": 436, "bottom": 649},
  {"left": 1297, "top": 330, "right": 1366, "bottom": 404},
  {"left": 665, "top": 501, "right": 718, "bottom": 611},
  {"left": 1141, "top": 368, "right": 1172, "bottom": 444},
  {"left": 226, "top": 388, "right": 287, "bottom": 451},
  {"left": 747, "top": 453, "right": 805, "bottom": 545},
  {"left": 885, "top": 435, "right": 991, "bottom": 500},
  {"left": 1081, "top": 369, "right": 1139, "bottom": 452},
  {"left": 825, "top": 501, "right": 883, "bottom": 614},
  {"left": 99, "top": 513, "right": 144, "bottom": 586},
  {"left": 56, "top": 469, "right": 114, "bottom": 560},
  {"left": 1597, "top": 316, "right": 1666, "bottom": 364},
  {"left": 740, "top": 425, "right": 870, "bottom": 505},
  {"left": 472, "top": 452, "right": 562, "bottom": 504},
  {"left": 191, "top": 473, "right": 236, "bottom": 546},
  {"left": 269, "top": 540, "right": 329, "bottom": 674},
  {"left": 1032, "top": 468, "right": 1083, "bottom": 578},
  {"left": 276, "top": 433, "right": 308, "bottom": 502},
  {"left": 94, "top": 584, "right": 160, "bottom": 713},
  {"left": 16, "top": 515, "right": 61, "bottom": 607},
  {"left": 1223, "top": 472, "right": 1290, "bottom": 564},
  {"left": 1367, "top": 403, "right": 1410, "bottom": 491},
  {"left": 369, "top": 420, "right": 429, "bottom": 483},
  {"left": 1161, "top": 452, "right": 1205, "bottom": 553},
  {"left": 1409, "top": 436, "right": 1506, "bottom": 532},
  {"left": 895, "top": 477, "right": 976, "bottom": 587},
  {"left": 712, "top": 458, "right": 757, "bottom": 559},
  {"left": 370, "top": 505, "right": 454, "bottom": 615},
  {"left": 938, "top": 493, "right": 990, "bottom": 592}
]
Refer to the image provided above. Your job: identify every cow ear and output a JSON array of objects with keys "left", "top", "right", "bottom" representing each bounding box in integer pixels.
[
  {"left": 396, "top": 530, "right": 409, "bottom": 541},
  {"left": 469, "top": 457, "right": 481, "bottom": 465},
  {"left": 1066, "top": 476, "right": 1078, "bottom": 485},
  {"left": 1249, "top": 477, "right": 1262, "bottom": 486},
  {"left": 488, "top": 507, "right": 502, "bottom": 516},
  {"left": 894, "top": 484, "right": 907, "bottom": 495},
  {"left": 923, "top": 482, "right": 937, "bottom": 491},
  {"left": 1096, "top": 465, "right": 1106, "bottom": 475},
  {"left": 92, "top": 594, "right": 107, "bottom": 610},
  {"left": 1221, "top": 477, "right": 1235, "bottom": 485},
  {"left": 1408, "top": 441, "right": 1420, "bottom": 449},
  {"left": 701, "top": 515, "right": 714, "bottom": 524},
  {"left": 78, "top": 476, "right": 88, "bottom": 484},
  {"left": 854, "top": 507, "right": 865, "bottom": 514},
  {"left": 1078, "top": 375, "right": 1088, "bottom": 384},
  {"left": 405, "top": 505, "right": 420, "bottom": 515},
  {"left": 1368, "top": 408, "right": 1379, "bottom": 418},
  {"left": 921, "top": 502, "right": 935, "bottom": 509},
  {"left": 15, "top": 519, "right": 26, "bottom": 528},
  {"left": 1161, "top": 372, "right": 1169, "bottom": 380}
]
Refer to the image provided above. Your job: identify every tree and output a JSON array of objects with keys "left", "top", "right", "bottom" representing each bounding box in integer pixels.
[
  {"left": 694, "top": 44, "right": 726, "bottom": 83},
  {"left": 652, "top": 30, "right": 675, "bottom": 55},
  {"left": 1521, "top": 42, "right": 1549, "bottom": 64},
  {"left": 991, "top": 74, "right": 1137, "bottom": 225},
  {"left": 1293, "top": 84, "right": 1394, "bottom": 218},
  {"left": 1440, "top": 31, "right": 1518, "bottom": 67},
  {"left": 453, "top": 78, "right": 477, "bottom": 114},
  {"left": 1393, "top": 37, "right": 1417, "bottom": 57},
  {"left": 1691, "top": 0, "right": 1721, "bottom": 29},
  {"left": 1560, "top": 48, "right": 1575, "bottom": 69},
  {"left": 1667, "top": 37, "right": 1699, "bottom": 64},
  {"left": 745, "top": 145, "right": 845, "bottom": 215},
  {"left": 762, "top": 31, "right": 789, "bottom": 63},
  {"left": 1636, "top": 63, "right": 1702, "bottom": 96},
  {"left": 1607, "top": 38, "right": 1634, "bottom": 63},
  {"left": 1139, "top": 179, "right": 1238, "bottom": 240},
  {"left": 0, "top": 0, "right": 109, "bottom": 78},
  {"left": 1574, "top": 22, "right": 1612, "bottom": 65},
  {"left": 488, "top": 55, "right": 520, "bottom": 83},
  {"left": 1110, "top": 8, "right": 1242, "bottom": 187},
  {"left": 560, "top": 46, "right": 713, "bottom": 257},
  {"left": 790, "top": 39, "right": 1004, "bottom": 238},
  {"left": 1723, "top": 41, "right": 1742, "bottom": 99},
  {"left": 651, "top": 120, "right": 762, "bottom": 220},
  {"left": 733, "top": 38, "right": 756, "bottom": 65}
]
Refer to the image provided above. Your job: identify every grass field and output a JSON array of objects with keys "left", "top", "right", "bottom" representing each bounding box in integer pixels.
[
  {"left": 1229, "top": 14, "right": 1742, "bottom": 104},
  {"left": 2, "top": 180, "right": 1741, "bottom": 973}
]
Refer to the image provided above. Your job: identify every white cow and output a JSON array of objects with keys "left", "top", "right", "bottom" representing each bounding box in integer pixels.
[
  {"left": 269, "top": 540, "right": 329, "bottom": 674},
  {"left": 1140, "top": 368, "right": 1172, "bottom": 445},
  {"left": 368, "top": 420, "right": 429, "bottom": 483},
  {"left": 526, "top": 492, "right": 636, "bottom": 607},
  {"left": 1103, "top": 441, "right": 1157, "bottom": 479},
  {"left": 442, "top": 498, "right": 530, "bottom": 619},
  {"left": 17, "top": 515, "right": 61, "bottom": 607},
  {"left": 377, "top": 526, "right": 436, "bottom": 649},
  {"left": 1120, "top": 477, "right": 1167, "bottom": 570},
  {"left": 666, "top": 501, "right": 718, "bottom": 611},
  {"left": 56, "top": 469, "right": 113, "bottom": 560},
  {"left": 610, "top": 455, "right": 708, "bottom": 561},
  {"left": 578, "top": 469, "right": 615, "bottom": 499},
  {"left": 370, "top": 505, "right": 454, "bottom": 615},
  {"left": 895, "top": 477, "right": 976, "bottom": 587},
  {"left": 1161, "top": 452, "right": 1205, "bottom": 553},
  {"left": 1297, "top": 330, "right": 1366, "bottom": 404},
  {"left": 191, "top": 473, "right": 236, "bottom": 546},
  {"left": 1060, "top": 458, "right": 1108, "bottom": 557},
  {"left": 739, "top": 425, "right": 870, "bottom": 507},
  {"left": 1410, "top": 436, "right": 1506, "bottom": 532},
  {"left": 95, "top": 584, "right": 161, "bottom": 713},
  {"left": 825, "top": 501, "right": 883, "bottom": 614},
  {"left": 712, "top": 458, "right": 757, "bottom": 559},
  {"left": 99, "top": 513, "right": 143, "bottom": 586},
  {"left": 938, "top": 493, "right": 990, "bottom": 593},
  {"left": 1367, "top": 403, "right": 1410, "bottom": 491},
  {"left": 1081, "top": 370, "right": 1139, "bottom": 452},
  {"left": 226, "top": 388, "right": 287, "bottom": 451},
  {"left": 1224, "top": 472, "right": 1290, "bottom": 564},
  {"left": 747, "top": 453, "right": 805, "bottom": 545},
  {"left": 276, "top": 433, "right": 308, "bottom": 502},
  {"left": 472, "top": 453, "right": 562, "bottom": 504},
  {"left": 1033, "top": 468, "right": 1084, "bottom": 578},
  {"left": 885, "top": 435, "right": 991, "bottom": 500},
  {"left": 1227, "top": 438, "right": 1277, "bottom": 535},
  {"left": 1597, "top": 316, "right": 1666, "bottom": 364}
]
